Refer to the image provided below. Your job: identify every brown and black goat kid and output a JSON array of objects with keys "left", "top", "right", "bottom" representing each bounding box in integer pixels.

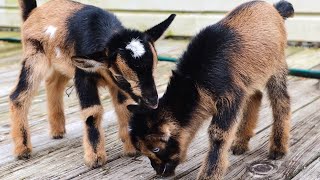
[
  {"left": 129, "top": 1, "right": 294, "bottom": 179},
  {"left": 10, "top": 0, "right": 175, "bottom": 168}
]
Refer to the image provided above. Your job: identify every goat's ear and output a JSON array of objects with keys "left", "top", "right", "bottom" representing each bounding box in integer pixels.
[
  {"left": 145, "top": 14, "right": 176, "bottom": 42},
  {"left": 127, "top": 104, "right": 151, "bottom": 114},
  {"left": 71, "top": 51, "right": 107, "bottom": 72}
]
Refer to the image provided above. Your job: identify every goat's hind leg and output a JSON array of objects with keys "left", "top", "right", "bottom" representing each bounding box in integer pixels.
[
  {"left": 232, "top": 91, "right": 262, "bottom": 155},
  {"left": 9, "top": 52, "right": 48, "bottom": 159},
  {"left": 46, "top": 70, "right": 70, "bottom": 139},
  {"left": 267, "top": 71, "right": 291, "bottom": 160}
]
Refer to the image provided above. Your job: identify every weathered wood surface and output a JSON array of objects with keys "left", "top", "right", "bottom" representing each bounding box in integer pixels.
[
  {"left": 1, "top": 0, "right": 320, "bottom": 41},
  {"left": 0, "top": 39, "right": 320, "bottom": 179}
]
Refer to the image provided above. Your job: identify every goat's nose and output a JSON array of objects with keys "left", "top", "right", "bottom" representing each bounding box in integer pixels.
[{"left": 144, "top": 96, "right": 158, "bottom": 109}]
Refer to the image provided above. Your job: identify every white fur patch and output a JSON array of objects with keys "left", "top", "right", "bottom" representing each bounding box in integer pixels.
[
  {"left": 45, "top": 25, "right": 57, "bottom": 39},
  {"left": 125, "top": 38, "right": 145, "bottom": 58},
  {"left": 55, "top": 47, "right": 61, "bottom": 58}
]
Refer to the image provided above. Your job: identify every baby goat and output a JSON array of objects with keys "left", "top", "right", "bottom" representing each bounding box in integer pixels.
[
  {"left": 10, "top": 0, "right": 175, "bottom": 168},
  {"left": 129, "top": 1, "right": 294, "bottom": 179}
]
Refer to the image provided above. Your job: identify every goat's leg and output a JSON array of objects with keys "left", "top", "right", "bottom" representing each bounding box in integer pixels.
[
  {"left": 267, "top": 71, "right": 291, "bottom": 160},
  {"left": 109, "top": 88, "right": 137, "bottom": 156},
  {"left": 197, "top": 93, "right": 244, "bottom": 180},
  {"left": 75, "top": 68, "right": 106, "bottom": 168},
  {"left": 45, "top": 70, "right": 70, "bottom": 139},
  {"left": 232, "top": 91, "right": 262, "bottom": 155},
  {"left": 10, "top": 53, "right": 48, "bottom": 159}
]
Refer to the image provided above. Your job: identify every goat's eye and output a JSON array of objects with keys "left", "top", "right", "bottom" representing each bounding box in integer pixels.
[
  {"left": 113, "top": 74, "right": 123, "bottom": 80},
  {"left": 153, "top": 148, "right": 160, "bottom": 153}
]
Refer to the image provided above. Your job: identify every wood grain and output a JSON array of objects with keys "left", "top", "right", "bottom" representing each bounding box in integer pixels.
[{"left": 0, "top": 41, "right": 319, "bottom": 179}]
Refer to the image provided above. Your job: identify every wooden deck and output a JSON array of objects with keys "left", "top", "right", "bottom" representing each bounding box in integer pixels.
[{"left": 0, "top": 39, "right": 320, "bottom": 179}]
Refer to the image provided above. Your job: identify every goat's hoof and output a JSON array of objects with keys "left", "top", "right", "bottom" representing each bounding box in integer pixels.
[
  {"left": 52, "top": 134, "right": 64, "bottom": 139},
  {"left": 268, "top": 150, "right": 286, "bottom": 160},
  {"left": 123, "top": 142, "right": 139, "bottom": 157},
  {"left": 85, "top": 154, "right": 107, "bottom": 169},
  {"left": 231, "top": 145, "right": 248, "bottom": 155},
  {"left": 124, "top": 151, "right": 140, "bottom": 157},
  {"left": 16, "top": 147, "right": 32, "bottom": 160},
  {"left": 51, "top": 130, "right": 66, "bottom": 139}
]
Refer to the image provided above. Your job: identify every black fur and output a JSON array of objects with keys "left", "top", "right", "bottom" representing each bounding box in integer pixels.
[
  {"left": 159, "top": 72, "right": 199, "bottom": 127},
  {"left": 10, "top": 61, "right": 29, "bottom": 106},
  {"left": 131, "top": 22, "right": 243, "bottom": 128},
  {"left": 145, "top": 14, "right": 176, "bottom": 42},
  {"left": 29, "top": 39, "right": 44, "bottom": 54},
  {"left": 274, "top": 0, "right": 294, "bottom": 19},
  {"left": 66, "top": 5, "right": 123, "bottom": 56},
  {"left": 206, "top": 140, "right": 222, "bottom": 176},
  {"left": 74, "top": 68, "right": 101, "bottom": 109},
  {"left": 117, "top": 91, "right": 127, "bottom": 104},
  {"left": 19, "top": 0, "right": 37, "bottom": 21},
  {"left": 67, "top": 6, "right": 174, "bottom": 108},
  {"left": 21, "top": 127, "right": 28, "bottom": 146},
  {"left": 86, "top": 116, "right": 100, "bottom": 153},
  {"left": 107, "top": 70, "right": 140, "bottom": 103},
  {"left": 212, "top": 88, "right": 244, "bottom": 130},
  {"left": 129, "top": 16, "right": 244, "bottom": 176}
]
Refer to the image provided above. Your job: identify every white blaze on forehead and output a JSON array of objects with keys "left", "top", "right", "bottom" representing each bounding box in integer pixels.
[
  {"left": 44, "top": 25, "right": 57, "bottom": 39},
  {"left": 125, "top": 38, "right": 145, "bottom": 58},
  {"left": 55, "top": 47, "right": 61, "bottom": 58}
]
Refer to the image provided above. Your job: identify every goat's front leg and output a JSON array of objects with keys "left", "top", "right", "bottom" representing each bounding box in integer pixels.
[
  {"left": 198, "top": 96, "right": 243, "bottom": 180},
  {"left": 109, "top": 88, "right": 137, "bottom": 156},
  {"left": 75, "top": 69, "right": 106, "bottom": 168}
]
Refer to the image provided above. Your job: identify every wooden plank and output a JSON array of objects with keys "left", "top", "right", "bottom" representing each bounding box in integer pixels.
[
  {"left": 3, "top": 0, "right": 320, "bottom": 14},
  {"left": 177, "top": 93, "right": 320, "bottom": 180},
  {"left": 286, "top": 48, "right": 320, "bottom": 69},
  {"left": 0, "top": 41, "right": 320, "bottom": 179},
  {"left": 292, "top": 158, "right": 320, "bottom": 180},
  {"left": 29, "top": 78, "right": 319, "bottom": 180}
]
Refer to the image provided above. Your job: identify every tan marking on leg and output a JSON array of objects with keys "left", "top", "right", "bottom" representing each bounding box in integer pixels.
[
  {"left": 10, "top": 53, "right": 49, "bottom": 159},
  {"left": 81, "top": 105, "right": 106, "bottom": 168},
  {"left": 198, "top": 123, "right": 239, "bottom": 180},
  {"left": 108, "top": 86, "right": 138, "bottom": 156}
]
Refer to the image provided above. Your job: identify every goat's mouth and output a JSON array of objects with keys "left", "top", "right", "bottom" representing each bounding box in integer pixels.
[
  {"left": 141, "top": 96, "right": 159, "bottom": 109},
  {"left": 155, "top": 163, "right": 176, "bottom": 177},
  {"left": 151, "top": 161, "right": 178, "bottom": 178}
]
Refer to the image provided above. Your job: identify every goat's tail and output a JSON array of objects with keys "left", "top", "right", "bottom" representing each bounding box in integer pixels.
[
  {"left": 274, "top": 0, "right": 294, "bottom": 19},
  {"left": 19, "top": 0, "right": 37, "bottom": 22}
]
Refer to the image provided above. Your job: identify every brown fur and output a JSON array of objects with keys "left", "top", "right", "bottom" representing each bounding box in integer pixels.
[
  {"left": 11, "top": 0, "right": 171, "bottom": 167},
  {"left": 198, "top": 123, "right": 239, "bottom": 180},
  {"left": 46, "top": 70, "right": 70, "bottom": 139},
  {"left": 108, "top": 86, "right": 137, "bottom": 155},
  {"left": 232, "top": 91, "right": 263, "bottom": 154},
  {"left": 81, "top": 105, "right": 107, "bottom": 167},
  {"left": 81, "top": 105, "right": 106, "bottom": 166},
  {"left": 129, "top": 1, "right": 292, "bottom": 179}
]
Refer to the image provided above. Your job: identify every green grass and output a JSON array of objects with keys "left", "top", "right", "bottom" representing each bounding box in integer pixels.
[
  {"left": 0, "top": 31, "right": 22, "bottom": 59},
  {"left": 0, "top": 31, "right": 21, "bottom": 38}
]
